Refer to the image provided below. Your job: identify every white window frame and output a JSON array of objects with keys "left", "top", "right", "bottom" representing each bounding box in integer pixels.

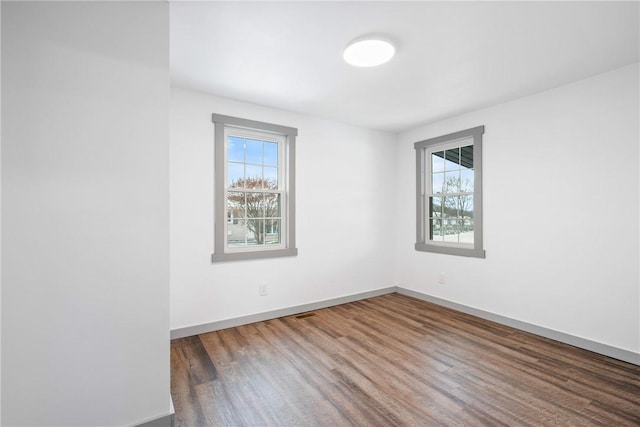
[
  {"left": 212, "top": 114, "right": 298, "bottom": 262},
  {"left": 223, "top": 127, "right": 286, "bottom": 253},
  {"left": 415, "top": 126, "right": 485, "bottom": 258}
]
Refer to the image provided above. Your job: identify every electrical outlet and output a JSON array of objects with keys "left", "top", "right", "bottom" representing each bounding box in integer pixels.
[
  {"left": 438, "top": 273, "right": 446, "bottom": 284},
  {"left": 259, "top": 283, "right": 268, "bottom": 296}
]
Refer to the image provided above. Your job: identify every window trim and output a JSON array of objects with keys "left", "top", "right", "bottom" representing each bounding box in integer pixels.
[
  {"left": 414, "top": 126, "right": 485, "bottom": 258},
  {"left": 212, "top": 114, "right": 298, "bottom": 262}
]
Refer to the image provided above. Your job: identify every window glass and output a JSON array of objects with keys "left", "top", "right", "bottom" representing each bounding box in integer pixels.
[
  {"left": 227, "top": 136, "right": 244, "bottom": 162},
  {"left": 227, "top": 162, "right": 243, "bottom": 186},
  {"left": 264, "top": 166, "right": 278, "bottom": 188},
  {"left": 245, "top": 139, "right": 263, "bottom": 164},
  {"left": 432, "top": 151, "right": 445, "bottom": 173},
  {"left": 264, "top": 142, "right": 278, "bottom": 167}
]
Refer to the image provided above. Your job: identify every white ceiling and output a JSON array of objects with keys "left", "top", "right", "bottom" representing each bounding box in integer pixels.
[{"left": 170, "top": 1, "right": 639, "bottom": 133}]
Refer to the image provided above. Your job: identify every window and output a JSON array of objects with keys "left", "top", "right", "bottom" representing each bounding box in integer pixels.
[
  {"left": 415, "top": 126, "right": 485, "bottom": 258},
  {"left": 212, "top": 114, "right": 298, "bottom": 262}
]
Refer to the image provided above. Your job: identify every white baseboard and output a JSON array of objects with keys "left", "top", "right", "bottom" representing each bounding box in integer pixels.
[
  {"left": 169, "top": 285, "right": 639, "bottom": 366},
  {"left": 397, "top": 287, "right": 640, "bottom": 366},
  {"left": 170, "top": 286, "right": 397, "bottom": 339}
]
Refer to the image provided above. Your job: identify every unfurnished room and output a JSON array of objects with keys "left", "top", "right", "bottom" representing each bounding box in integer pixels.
[{"left": 1, "top": 1, "right": 639, "bottom": 426}]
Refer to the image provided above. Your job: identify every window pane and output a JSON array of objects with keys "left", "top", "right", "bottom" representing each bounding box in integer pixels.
[
  {"left": 444, "top": 171, "right": 461, "bottom": 193},
  {"left": 227, "top": 162, "right": 244, "bottom": 187},
  {"left": 228, "top": 219, "right": 248, "bottom": 247},
  {"left": 461, "top": 145, "right": 473, "bottom": 170},
  {"left": 227, "top": 192, "right": 245, "bottom": 219},
  {"left": 264, "top": 142, "right": 278, "bottom": 167},
  {"left": 443, "top": 218, "right": 459, "bottom": 243},
  {"left": 244, "top": 192, "right": 265, "bottom": 218},
  {"left": 432, "top": 172, "right": 445, "bottom": 194},
  {"left": 460, "top": 219, "right": 474, "bottom": 244},
  {"left": 458, "top": 195, "right": 474, "bottom": 218},
  {"left": 442, "top": 197, "right": 455, "bottom": 218},
  {"left": 432, "top": 151, "right": 445, "bottom": 173},
  {"left": 429, "top": 196, "right": 443, "bottom": 218},
  {"left": 264, "top": 193, "right": 281, "bottom": 217},
  {"left": 228, "top": 136, "right": 244, "bottom": 162},
  {"left": 245, "top": 139, "right": 262, "bottom": 164},
  {"left": 245, "top": 164, "right": 262, "bottom": 183},
  {"left": 430, "top": 218, "right": 443, "bottom": 241},
  {"left": 247, "top": 219, "right": 265, "bottom": 245},
  {"left": 264, "top": 166, "right": 278, "bottom": 189},
  {"left": 265, "top": 219, "right": 281, "bottom": 245},
  {"left": 460, "top": 168, "right": 474, "bottom": 191},
  {"left": 244, "top": 177, "right": 265, "bottom": 190},
  {"left": 444, "top": 148, "right": 460, "bottom": 170}
]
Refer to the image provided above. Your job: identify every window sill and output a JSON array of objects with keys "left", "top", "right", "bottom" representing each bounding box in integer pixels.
[
  {"left": 211, "top": 248, "right": 298, "bottom": 263},
  {"left": 415, "top": 243, "right": 485, "bottom": 258}
]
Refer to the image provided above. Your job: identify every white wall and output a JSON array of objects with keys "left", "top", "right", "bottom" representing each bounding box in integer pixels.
[
  {"left": 395, "top": 63, "right": 640, "bottom": 355},
  {"left": 2, "top": 2, "right": 170, "bottom": 426},
  {"left": 170, "top": 88, "right": 396, "bottom": 330}
]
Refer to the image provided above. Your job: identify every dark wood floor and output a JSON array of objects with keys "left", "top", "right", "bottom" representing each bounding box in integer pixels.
[{"left": 171, "top": 293, "right": 640, "bottom": 426}]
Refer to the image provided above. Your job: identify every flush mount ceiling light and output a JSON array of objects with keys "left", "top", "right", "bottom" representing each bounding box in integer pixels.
[{"left": 343, "top": 36, "right": 396, "bottom": 67}]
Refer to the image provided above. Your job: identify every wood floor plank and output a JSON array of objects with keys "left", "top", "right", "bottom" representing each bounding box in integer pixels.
[{"left": 171, "top": 293, "right": 640, "bottom": 426}]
